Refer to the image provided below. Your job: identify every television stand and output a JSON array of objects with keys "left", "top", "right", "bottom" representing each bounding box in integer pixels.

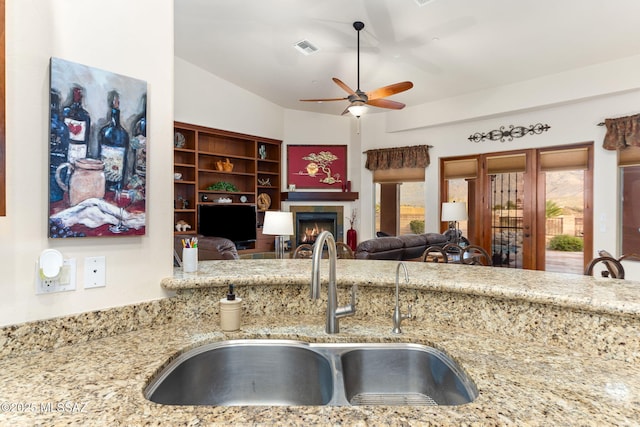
[{"left": 234, "top": 241, "right": 255, "bottom": 251}]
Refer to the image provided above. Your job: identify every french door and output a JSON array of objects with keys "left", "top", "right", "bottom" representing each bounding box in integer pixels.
[{"left": 441, "top": 143, "right": 593, "bottom": 272}]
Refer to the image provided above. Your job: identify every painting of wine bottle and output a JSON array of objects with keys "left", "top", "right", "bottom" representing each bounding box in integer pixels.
[{"left": 48, "top": 57, "right": 148, "bottom": 238}]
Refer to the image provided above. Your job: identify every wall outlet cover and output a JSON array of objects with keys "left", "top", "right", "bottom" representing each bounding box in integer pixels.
[
  {"left": 35, "top": 258, "right": 76, "bottom": 294},
  {"left": 84, "top": 256, "right": 106, "bottom": 288}
]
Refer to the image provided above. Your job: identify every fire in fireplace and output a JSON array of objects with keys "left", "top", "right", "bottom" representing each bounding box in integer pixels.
[{"left": 295, "top": 212, "right": 338, "bottom": 246}]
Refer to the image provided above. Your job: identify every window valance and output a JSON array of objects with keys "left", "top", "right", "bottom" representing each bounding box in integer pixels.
[
  {"left": 603, "top": 114, "right": 640, "bottom": 150},
  {"left": 364, "top": 145, "right": 430, "bottom": 171}
]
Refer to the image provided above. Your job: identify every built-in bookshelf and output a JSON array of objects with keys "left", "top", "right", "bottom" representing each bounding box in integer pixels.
[{"left": 173, "top": 122, "right": 282, "bottom": 252}]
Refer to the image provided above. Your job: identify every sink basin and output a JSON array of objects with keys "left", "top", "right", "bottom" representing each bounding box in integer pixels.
[
  {"left": 146, "top": 340, "right": 333, "bottom": 406},
  {"left": 145, "top": 340, "right": 477, "bottom": 406},
  {"left": 340, "top": 345, "right": 476, "bottom": 405}
]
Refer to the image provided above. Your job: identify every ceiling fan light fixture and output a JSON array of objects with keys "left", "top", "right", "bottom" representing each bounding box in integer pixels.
[
  {"left": 348, "top": 103, "right": 368, "bottom": 118},
  {"left": 299, "top": 20, "right": 413, "bottom": 115}
]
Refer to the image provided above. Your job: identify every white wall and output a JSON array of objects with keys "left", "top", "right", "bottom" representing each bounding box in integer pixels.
[
  {"left": 0, "top": 0, "right": 175, "bottom": 327},
  {"left": 387, "top": 54, "right": 640, "bottom": 132},
  {"left": 174, "top": 58, "right": 284, "bottom": 141}
]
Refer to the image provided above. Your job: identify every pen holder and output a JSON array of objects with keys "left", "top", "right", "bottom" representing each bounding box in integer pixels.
[{"left": 182, "top": 247, "right": 198, "bottom": 273}]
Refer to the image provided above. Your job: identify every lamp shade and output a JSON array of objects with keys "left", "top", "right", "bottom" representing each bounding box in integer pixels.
[
  {"left": 348, "top": 103, "right": 368, "bottom": 118},
  {"left": 441, "top": 202, "right": 468, "bottom": 222},
  {"left": 262, "top": 211, "right": 294, "bottom": 236}
]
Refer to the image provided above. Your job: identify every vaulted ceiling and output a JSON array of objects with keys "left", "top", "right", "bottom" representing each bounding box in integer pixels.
[{"left": 175, "top": 0, "right": 640, "bottom": 116}]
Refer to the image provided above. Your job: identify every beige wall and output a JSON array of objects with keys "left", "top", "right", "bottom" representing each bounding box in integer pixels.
[{"left": 0, "top": 0, "right": 175, "bottom": 326}]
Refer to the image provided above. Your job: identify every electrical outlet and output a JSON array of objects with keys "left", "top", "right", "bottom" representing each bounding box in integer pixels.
[
  {"left": 84, "top": 256, "right": 106, "bottom": 288},
  {"left": 35, "top": 258, "right": 76, "bottom": 294}
]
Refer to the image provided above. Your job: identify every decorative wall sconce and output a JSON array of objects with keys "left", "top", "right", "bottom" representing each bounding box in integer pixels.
[{"left": 468, "top": 123, "right": 550, "bottom": 143}]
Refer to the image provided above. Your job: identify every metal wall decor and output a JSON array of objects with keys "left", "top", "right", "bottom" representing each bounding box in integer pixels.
[{"left": 468, "top": 123, "right": 550, "bottom": 143}]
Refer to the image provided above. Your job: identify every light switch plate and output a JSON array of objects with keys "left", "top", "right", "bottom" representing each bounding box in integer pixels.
[{"left": 84, "top": 256, "right": 106, "bottom": 288}]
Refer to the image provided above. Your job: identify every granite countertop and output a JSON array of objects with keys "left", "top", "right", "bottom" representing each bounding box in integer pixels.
[
  {"left": 1, "top": 259, "right": 639, "bottom": 425},
  {"left": 163, "top": 259, "right": 640, "bottom": 316}
]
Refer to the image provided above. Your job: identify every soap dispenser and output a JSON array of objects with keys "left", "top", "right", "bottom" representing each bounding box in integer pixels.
[{"left": 219, "top": 284, "right": 242, "bottom": 331}]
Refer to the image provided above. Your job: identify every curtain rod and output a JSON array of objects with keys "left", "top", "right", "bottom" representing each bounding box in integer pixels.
[{"left": 597, "top": 113, "right": 640, "bottom": 126}]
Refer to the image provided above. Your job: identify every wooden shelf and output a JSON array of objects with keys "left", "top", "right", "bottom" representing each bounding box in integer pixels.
[
  {"left": 174, "top": 121, "right": 282, "bottom": 242},
  {"left": 281, "top": 191, "right": 359, "bottom": 202}
]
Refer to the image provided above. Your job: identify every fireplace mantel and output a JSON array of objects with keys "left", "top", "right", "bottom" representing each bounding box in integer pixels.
[{"left": 281, "top": 191, "right": 358, "bottom": 202}]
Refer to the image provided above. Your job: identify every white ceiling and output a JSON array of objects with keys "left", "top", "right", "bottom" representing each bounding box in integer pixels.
[{"left": 175, "top": 0, "right": 640, "bottom": 116}]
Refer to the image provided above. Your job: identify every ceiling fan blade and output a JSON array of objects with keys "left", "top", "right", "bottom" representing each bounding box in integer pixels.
[
  {"left": 366, "top": 81, "right": 414, "bottom": 101},
  {"left": 332, "top": 77, "right": 356, "bottom": 96},
  {"left": 366, "top": 98, "right": 406, "bottom": 110},
  {"left": 341, "top": 105, "right": 351, "bottom": 116},
  {"left": 300, "top": 97, "right": 347, "bottom": 102}
]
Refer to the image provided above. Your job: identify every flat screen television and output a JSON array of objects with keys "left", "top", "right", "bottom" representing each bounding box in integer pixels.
[{"left": 198, "top": 204, "right": 257, "bottom": 248}]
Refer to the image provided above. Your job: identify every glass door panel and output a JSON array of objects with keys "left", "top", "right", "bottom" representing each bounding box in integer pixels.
[
  {"left": 543, "top": 170, "right": 585, "bottom": 274},
  {"left": 489, "top": 172, "right": 525, "bottom": 268}
]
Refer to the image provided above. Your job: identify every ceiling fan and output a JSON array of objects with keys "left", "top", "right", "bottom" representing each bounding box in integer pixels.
[{"left": 300, "top": 21, "right": 413, "bottom": 117}]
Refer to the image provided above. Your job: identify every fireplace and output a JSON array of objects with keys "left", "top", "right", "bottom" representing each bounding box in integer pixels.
[
  {"left": 290, "top": 205, "right": 344, "bottom": 248},
  {"left": 295, "top": 212, "right": 338, "bottom": 246}
]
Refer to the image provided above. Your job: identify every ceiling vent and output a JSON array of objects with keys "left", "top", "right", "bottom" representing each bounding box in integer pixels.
[
  {"left": 414, "top": 0, "right": 435, "bottom": 6},
  {"left": 294, "top": 39, "right": 319, "bottom": 56}
]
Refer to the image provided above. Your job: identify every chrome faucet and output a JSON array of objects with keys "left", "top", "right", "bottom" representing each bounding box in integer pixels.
[
  {"left": 311, "top": 231, "right": 357, "bottom": 334},
  {"left": 392, "top": 262, "right": 412, "bottom": 334}
]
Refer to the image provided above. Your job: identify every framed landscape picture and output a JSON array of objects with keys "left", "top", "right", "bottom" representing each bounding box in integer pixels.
[{"left": 287, "top": 145, "right": 347, "bottom": 189}]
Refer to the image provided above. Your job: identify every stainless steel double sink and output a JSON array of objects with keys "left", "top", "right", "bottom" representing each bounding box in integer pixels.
[{"left": 145, "top": 340, "right": 478, "bottom": 407}]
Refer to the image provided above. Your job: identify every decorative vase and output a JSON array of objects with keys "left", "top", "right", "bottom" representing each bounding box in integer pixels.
[{"left": 347, "top": 227, "right": 357, "bottom": 251}]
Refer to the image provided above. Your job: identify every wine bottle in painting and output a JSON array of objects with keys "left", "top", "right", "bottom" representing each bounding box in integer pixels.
[
  {"left": 62, "top": 86, "right": 91, "bottom": 164},
  {"left": 49, "top": 89, "right": 70, "bottom": 202},
  {"left": 98, "top": 91, "right": 130, "bottom": 192},
  {"left": 131, "top": 95, "right": 146, "bottom": 177}
]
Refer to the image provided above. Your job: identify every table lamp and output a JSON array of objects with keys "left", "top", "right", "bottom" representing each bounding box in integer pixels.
[
  {"left": 262, "top": 211, "right": 294, "bottom": 259},
  {"left": 441, "top": 202, "right": 467, "bottom": 245}
]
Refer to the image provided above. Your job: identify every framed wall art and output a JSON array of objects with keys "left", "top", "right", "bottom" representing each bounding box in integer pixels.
[
  {"left": 287, "top": 145, "right": 347, "bottom": 189},
  {"left": 48, "top": 57, "right": 147, "bottom": 237},
  {"left": 0, "top": 0, "right": 5, "bottom": 216}
]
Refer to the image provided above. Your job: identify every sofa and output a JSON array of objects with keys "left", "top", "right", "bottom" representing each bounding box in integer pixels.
[
  {"left": 355, "top": 233, "right": 448, "bottom": 261},
  {"left": 174, "top": 234, "right": 239, "bottom": 262}
]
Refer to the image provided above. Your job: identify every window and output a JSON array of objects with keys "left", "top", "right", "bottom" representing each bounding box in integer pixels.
[
  {"left": 375, "top": 181, "right": 426, "bottom": 235},
  {"left": 620, "top": 160, "right": 640, "bottom": 255},
  {"left": 365, "top": 145, "right": 430, "bottom": 236},
  {"left": 399, "top": 182, "right": 425, "bottom": 234}
]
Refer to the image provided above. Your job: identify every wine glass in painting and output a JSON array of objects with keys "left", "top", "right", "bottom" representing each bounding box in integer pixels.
[{"left": 110, "top": 189, "right": 132, "bottom": 233}]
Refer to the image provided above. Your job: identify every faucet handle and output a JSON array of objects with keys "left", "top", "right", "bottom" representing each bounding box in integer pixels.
[
  {"left": 336, "top": 284, "right": 357, "bottom": 317},
  {"left": 350, "top": 284, "right": 357, "bottom": 307},
  {"left": 403, "top": 303, "right": 412, "bottom": 321}
]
